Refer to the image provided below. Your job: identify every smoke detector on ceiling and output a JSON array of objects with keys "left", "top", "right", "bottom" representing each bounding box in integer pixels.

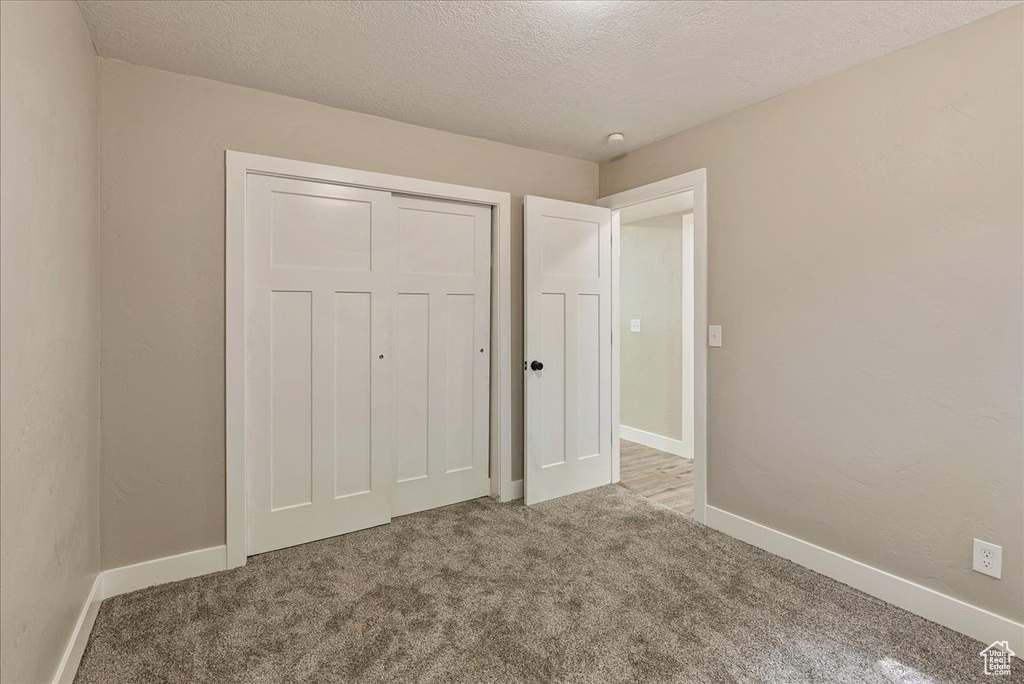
[{"left": 607, "top": 133, "right": 625, "bottom": 145}]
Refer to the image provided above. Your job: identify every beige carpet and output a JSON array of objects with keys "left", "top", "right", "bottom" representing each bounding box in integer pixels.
[{"left": 75, "top": 486, "right": 1018, "bottom": 683}]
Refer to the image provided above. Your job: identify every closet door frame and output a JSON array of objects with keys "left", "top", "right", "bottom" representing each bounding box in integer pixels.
[{"left": 225, "top": 151, "right": 514, "bottom": 569}]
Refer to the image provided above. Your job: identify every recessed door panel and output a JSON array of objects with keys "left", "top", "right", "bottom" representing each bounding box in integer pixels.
[
  {"left": 334, "top": 292, "right": 372, "bottom": 498},
  {"left": 577, "top": 294, "right": 602, "bottom": 460},
  {"left": 540, "top": 293, "right": 566, "bottom": 468},
  {"left": 445, "top": 294, "right": 476, "bottom": 473},
  {"left": 272, "top": 192, "right": 372, "bottom": 271},
  {"left": 395, "top": 293, "right": 430, "bottom": 483},
  {"left": 542, "top": 216, "right": 601, "bottom": 278},
  {"left": 270, "top": 291, "right": 313, "bottom": 510},
  {"left": 398, "top": 207, "right": 476, "bottom": 275}
]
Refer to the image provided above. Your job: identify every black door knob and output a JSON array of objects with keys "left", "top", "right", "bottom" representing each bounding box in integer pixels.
[{"left": 531, "top": 360, "right": 544, "bottom": 371}]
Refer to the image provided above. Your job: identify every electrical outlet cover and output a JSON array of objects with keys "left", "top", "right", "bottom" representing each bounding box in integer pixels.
[
  {"left": 973, "top": 539, "right": 1002, "bottom": 579},
  {"left": 708, "top": 325, "right": 722, "bottom": 347}
]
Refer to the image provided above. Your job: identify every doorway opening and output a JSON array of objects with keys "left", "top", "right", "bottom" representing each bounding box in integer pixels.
[
  {"left": 615, "top": 192, "right": 695, "bottom": 516},
  {"left": 598, "top": 169, "right": 708, "bottom": 524}
]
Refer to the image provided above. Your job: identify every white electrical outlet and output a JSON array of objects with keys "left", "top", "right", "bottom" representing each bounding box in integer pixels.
[
  {"left": 973, "top": 539, "right": 1002, "bottom": 579},
  {"left": 630, "top": 319, "right": 641, "bottom": 333}
]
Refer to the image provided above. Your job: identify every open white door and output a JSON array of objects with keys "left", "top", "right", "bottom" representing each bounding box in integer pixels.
[{"left": 524, "top": 196, "right": 612, "bottom": 504}]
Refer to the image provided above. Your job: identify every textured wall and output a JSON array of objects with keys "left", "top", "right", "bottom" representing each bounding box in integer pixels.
[
  {"left": 98, "top": 60, "right": 598, "bottom": 568},
  {"left": 620, "top": 214, "right": 685, "bottom": 442},
  {"left": 601, "top": 7, "right": 1023, "bottom": 619},
  {"left": 0, "top": 2, "right": 100, "bottom": 682}
]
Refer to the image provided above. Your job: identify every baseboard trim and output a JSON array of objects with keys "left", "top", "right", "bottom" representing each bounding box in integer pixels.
[
  {"left": 51, "top": 573, "right": 103, "bottom": 684},
  {"left": 620, "top": 425, "right": 689, "bottom": 458},
  {"left": 59, "top": 510, "right": 1023, "bottom": 680},
  {"left": 510, "top": 478, "right": 523, "bottom": 500},
  {"left": 53, "top": 546, "right": 228, "bottom": 682},
  {"left": 706, "top": 505, "right": 1024, "bottom": 651},
  {"left": 102, "top": 545, "right": 227, "bottom": 599}
]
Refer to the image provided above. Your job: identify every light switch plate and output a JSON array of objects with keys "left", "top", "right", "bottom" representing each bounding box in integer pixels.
[
  {"left": 630, "top": 319, "right": 641, "bottom": 333},
  {"left": 709, "top": 325, "right": 722, "bottom": 347}
]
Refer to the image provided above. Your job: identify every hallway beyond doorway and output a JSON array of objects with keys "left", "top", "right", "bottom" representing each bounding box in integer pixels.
[{"left": 616, "top": 439, "right": 693, "bottom": 516}]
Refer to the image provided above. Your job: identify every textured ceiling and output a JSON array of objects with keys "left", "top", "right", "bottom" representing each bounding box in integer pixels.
[{"left": 77, "top": 0, "right": 1016, "bottom": 161}]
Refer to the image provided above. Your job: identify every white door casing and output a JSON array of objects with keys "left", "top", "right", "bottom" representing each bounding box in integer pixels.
[
  {"left": 598, "top": 168, "right": 708, "bottom": 524},
  {"left": 524, "top": 196, "right": 613, "bottom": 505},
  {"left": 392, "top": 195, "right": 491, "bottom": 515},
  {"left": 246, "top": 175, "right": 395, "bottom": 555}
]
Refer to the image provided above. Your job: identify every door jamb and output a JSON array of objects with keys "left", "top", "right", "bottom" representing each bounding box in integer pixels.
[
  {"left": 225, "top": 151, "right": 514, "bottom": 569},
  {"left": 597, "top": 169, "right": 708, "bottom": 523}
]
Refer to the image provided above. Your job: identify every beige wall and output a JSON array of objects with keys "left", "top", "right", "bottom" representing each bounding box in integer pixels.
[
  {"left": 98, "top": 59, "right": 598, "bottom": 568},
  {"left": 620, "top": 214, "right": 685, "bottom": 442},
  {"left": 0, "top": 2, "right": 101, "bottom": 682},
  {"left": 602, "top": 7, "right": 1023, "bottom": 619}
]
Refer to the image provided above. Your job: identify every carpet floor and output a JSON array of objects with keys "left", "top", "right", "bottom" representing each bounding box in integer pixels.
[{"left": 75, "top": 486, "right": 1018, "bottom": 683}]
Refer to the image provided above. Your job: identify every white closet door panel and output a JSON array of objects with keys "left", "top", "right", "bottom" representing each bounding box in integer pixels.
[
  {"left": 333, "top": 292, "right": 372, "bottom": 498},
  {"left": 271, "top": 191, "right": 372, "bottom": 271},
  {"left": 445, "top": 294, "right": 476, "bottom": 473},
  {"left": 246, "top": 175, "right": 394, "bottom": 555},
  {"left": 395, "top": 293, "right": 431, "bottom": 483},
  {"left": 525, "top": 196, "right": 612, "bottom": 505},
  {"left": 392, "top": 195, "right": 491, "bottom": 516},
  {"left": 270, "top": 291, "right": 313, "bottom": 510},
  {"left": 398, "top": 205, "right": 477, "bottom": 275}
]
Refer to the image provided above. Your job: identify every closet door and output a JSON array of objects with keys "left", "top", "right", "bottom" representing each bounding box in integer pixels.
[
  {"left": 246, "top": 175, "right": 395, "bottom": 555},
  {"left": 392, "top": 196, "right": 491, "bottom": 515}
]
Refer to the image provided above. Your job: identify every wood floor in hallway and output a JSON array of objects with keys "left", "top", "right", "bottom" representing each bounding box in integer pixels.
[{"left": 617, "top": 439, "right": 694, "bottom": 516}]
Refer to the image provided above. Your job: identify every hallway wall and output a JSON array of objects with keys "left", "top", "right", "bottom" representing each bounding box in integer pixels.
[{"left": 620, "top": 213, "right": 686, "bottom": 447}]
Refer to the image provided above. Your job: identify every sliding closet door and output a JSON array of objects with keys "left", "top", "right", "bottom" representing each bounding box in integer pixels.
[
  {"left": 245, "top": 175, "right": 395, "bottom": 555},
  {"left": 391, "top": 196, "right": 491, "bottom": 515}
]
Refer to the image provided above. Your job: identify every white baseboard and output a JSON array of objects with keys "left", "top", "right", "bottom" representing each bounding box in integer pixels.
[
  {"left": 60, "top": 509, "right": 1023, "bottom": 680},
  {"left": 706, "top": 505, "right": 1024, "bottom": 652},
  {"left": 510, "top": 478, "right": 523, "bottom": 500},
  {"left": 52, "top": 573, "right": 103, "bottom": 684},
  {"left": 53, "top": 546, "right": 228, "bottom": 683},
  {"left": 620, "top": 425, "right": 689, "bottom": 458},
  {"left": 102, "top": 545, "right": 227, "bottom": 598}
]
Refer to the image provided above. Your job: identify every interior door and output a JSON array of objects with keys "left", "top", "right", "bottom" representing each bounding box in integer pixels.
[
  {"left": 246, "top": 174, "right": 395, "bottom": 555},
  {"left": 524, "top": 196, "right": 612, "bottom": 504},
  {"left": 392, "top": 195, "right": 491, "bottom": 515}
]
